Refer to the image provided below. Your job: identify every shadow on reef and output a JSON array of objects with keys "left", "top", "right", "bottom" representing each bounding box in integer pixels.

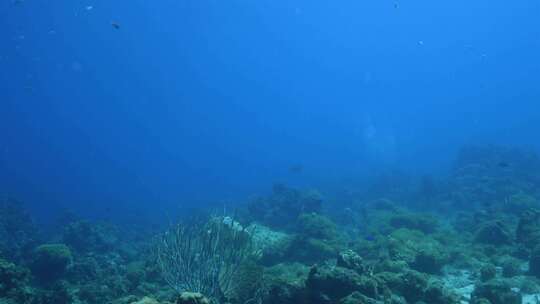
[{"left": 2, "top": 145, "right": 540, "bottom": 304}]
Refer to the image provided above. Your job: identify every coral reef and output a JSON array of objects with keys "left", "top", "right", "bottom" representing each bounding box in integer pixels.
[
  {"left": 0, "top": 198, "right": 39, "bottom": 261},
  {"left": 474, "top": 220, "right": 513, "bottom": 245},
  {"left": 176, "top": 292, "right": 210, "bottom": 304},
  {"left": 1, "top": 145, "right": 540, "bottom": 304},
  {"left": 30, "top": 243, "right": 72, "bottom": 282},
  {"left": 529, "top": 245, "right": 540, "bottom": 278},
  {"left": 247, "top": 184, "right": 322, "bottom": 229},
  {"left": 0, "top": 258, "right": 31, "bottom": 302},
  {"left": 388, "top": 213, "right": 439, "bottom": 234},
  {"left": 516, "top": 209, "right": 540, "bottom": 249},
  {"left": 62, "top": 220, "right": 119, "bottom": 253},
  {"left": 470, "top": 279, "right": 522, "bottom": 304}
]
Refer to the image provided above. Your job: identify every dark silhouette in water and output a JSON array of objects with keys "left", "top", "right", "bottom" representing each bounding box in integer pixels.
[
  {"left": 289, "top": 164, "right": 304, "bottom": 174},
  {"left": 497, "top": 161, "right": 510, "bottom": 168}
]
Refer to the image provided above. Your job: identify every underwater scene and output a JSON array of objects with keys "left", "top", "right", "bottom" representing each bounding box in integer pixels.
[{"left": 1, "top": 0, "right": 540, "bottom": 304}]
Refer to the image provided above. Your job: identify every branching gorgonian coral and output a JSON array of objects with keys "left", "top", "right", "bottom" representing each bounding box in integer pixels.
[{"left": 155, "top": 216, "right": 259, "bottom": 304}]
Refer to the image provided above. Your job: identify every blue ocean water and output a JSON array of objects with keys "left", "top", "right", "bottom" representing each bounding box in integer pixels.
[{"left": 1, "top": 0, "right": 539, "bottom": 223}]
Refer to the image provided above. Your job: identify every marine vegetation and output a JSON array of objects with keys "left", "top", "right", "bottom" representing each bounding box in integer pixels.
[
  {"left": 1, "top": 145, "right": 540, "bottom": 304},
  {"left": 155, "top": 216, "right": 262, "bottom": 304}
]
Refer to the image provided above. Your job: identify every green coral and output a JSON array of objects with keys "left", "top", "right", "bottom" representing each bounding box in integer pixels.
[
  {"left": 226, "top": 259, "right": 265, "bottom": 304},
  {"left": 479, "top": 264, "right": 497, "bottom": 282},
  {"left": 516, "top": 209, "right": 540, "bottom": 249},
  {"left": 503, "top": 192, "right": 539, "bottom": 214},
  {"left": 471, "top": 279, "right": 521, "bottom": 304},
  {"left": 31, "top": 244, "right": 72, "bottom": 282},
  {"left": 0, "top": 258, "right": 30, "bottom": 302},
  {"left": 63, "top": 220, "right": 118, "bottom": 253},
  {"left": 281, "top": 213, "right": 347, "bottom": 264},
  {"left": 34, "top": 280, "right": 73, "bottom": 304},
  {"left": 249, "top": 224, "right": 293, "bottom": 265},
  {"left": 501, "top": 258, "right": 522, "bottom": 278},
  {"left": 474, "top": 220, "right": 513, "bottom": 246},
  {"left": 337, "top": 250, "right": 368, "bottom": 275},
  {"left": 125, "top": 261, "right": 146, "bottom": 288},
  {"left": 339, "top": 291, "right": 379, "bottom": 304},
  {"left": 377, "top": 270, "right": 457, "bottom": 304},
  {"left": 297, "top": 213, "right": 338, "bottom": 240},
  {"left": 263, "top": 263, "right": 309, "bottom": 304},
  {"left": 247, "top": 184, "right": 322, "bottom": 229},
  {"left": 131, "top": 296, "right": 161, "bottom": 304},
  {"left": 388, "top": 213, "right": 439, "bottom": 234},
  {"left": 386, "top": 229, "right": 448, "bottom": 274},
  {"left": 306, "top": 264, "right": 369, "bottom": 302},
  {"left": 287, "top": 237, "right": 337, "bottom": 264},
  {"left": 529, "top": 244, "right": 540, "bottom": 278},
  {"left": 177, "top": 292, "right": 210, "bottom": 304}
]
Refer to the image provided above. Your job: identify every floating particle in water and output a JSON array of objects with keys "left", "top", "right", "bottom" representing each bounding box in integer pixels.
[
  {"left": 71, "top": 61, "right": 83, "bottom": 72},
  {"left": 111, "top": 22, "right": 120, "bottom": 29},
  {"left": 85, "top": 5, "right": 93, "bottom": 11},
  {"left": 418, "top": 40, "right": 424, "bottom": 46},
  {"left": 289, "top": 164, "right": 304, "bottom": 173},
  {"left": 363, "top": 71, "right": 373, "bottom": 85}
]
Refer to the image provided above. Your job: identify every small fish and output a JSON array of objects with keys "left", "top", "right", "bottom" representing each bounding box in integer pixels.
[
  {"left": 111, "top": 22, "right": 120, "bottom": 30},
  {"left": 364, "top": 234, "right": 376, "bottom": 242},
  {"left": 289, "top": 164, "right": 304, "bottom": 173},
  {"left": 497, "top": 161, "right": 510, "bottom": 168}
]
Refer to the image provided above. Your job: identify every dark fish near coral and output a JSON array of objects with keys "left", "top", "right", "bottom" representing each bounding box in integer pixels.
[
  {"left": 111, "top": 22, "right": 120, "bottom": 30},
  {"left": 364, "top": 234, "right": 376, "bottom": 242},
  {"left": 480, "top": 200, "right": 494, "bottom": 213}
]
